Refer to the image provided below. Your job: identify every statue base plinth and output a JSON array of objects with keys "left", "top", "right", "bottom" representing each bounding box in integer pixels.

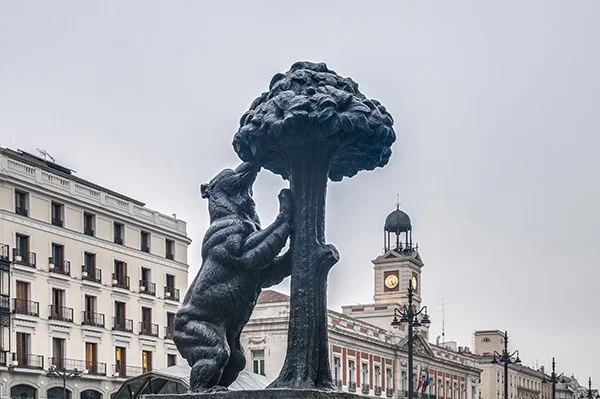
[{"left": 144, "top": 389, "right": 364, "bottom": 399}]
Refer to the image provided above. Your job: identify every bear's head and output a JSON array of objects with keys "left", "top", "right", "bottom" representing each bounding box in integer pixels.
[{"left": 201, "top": 162, "right": 261, "bottom": 226}]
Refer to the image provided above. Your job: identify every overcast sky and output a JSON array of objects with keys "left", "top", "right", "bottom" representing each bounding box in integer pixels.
[{"left": 1, "top": 0, "right": 599, "bottom": 386}]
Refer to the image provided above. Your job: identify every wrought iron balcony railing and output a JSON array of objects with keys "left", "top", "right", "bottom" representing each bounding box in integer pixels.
[
  {"left": 81, "top": 265, "right": 102, "bottom": 283},
  {"left": 374, "top": 386, "right": 382, "bottom": 396},
  {"left": 12, "top": 353, "right": 44, "bottom": 369},
  {"left": 49, "top": 357, "right": 106, "bottom": 375},
  {"left": 48, "top": 305, "right": 73, "bottom": 322},
  {"left": 164, "top": 286, "right": 180, "bottom": 301},
  {"left": 0, "top": 244, "right": 8, "bottom": 261},
  {"left": 52, "top": 218, "right": 63, "bottom": 227},
  {"left": 348, "top": 382, "right": 357, "bottom": 392},
  {"left": 15, "top": 207, "right": 28, "bottom": 217},
  {"left": 114, "top": 237, "right": 123, "bottom": 245},
  {"left": 386, "top": 388, "right": 394, "bottom": 398},
  {"left": 112, "top": 317, "right": 133, "bottom": 332},
  {"left": 164, "top": 325, "right": 175, "bottom": 340},
  {"left": 139, "top": 280, "right": 156, "bottom": 296},
  {"left": 12, "top": 248, "right": 35, "bottom": 268},
  {"left": 362, "top": 384, "right": 371, "bottom": 394},
  {"left": 139, "top": 321, "right": 159, "bottom": 337},
  {"left": 48, "top": 257, "right": 70, "bottom": 275},
  {"left": 12, "top": 299, "right": 39, "bottom": 317},
  {"left": 113, "top": 364, "right": 144, "bottom": 378},
  {"left": 141, "top": 244, "right": 150, "bottom": 253},
  {"left": 112, "top": 273, "right": 130, "bottom": 289},
  {"left": 82, "top": 311, "right": 105, "bottom": 328}
]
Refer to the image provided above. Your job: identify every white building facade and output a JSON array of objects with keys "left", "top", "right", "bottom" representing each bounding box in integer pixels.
[{"left": 0, "top": 148, "right": 191, "bottom": 399}]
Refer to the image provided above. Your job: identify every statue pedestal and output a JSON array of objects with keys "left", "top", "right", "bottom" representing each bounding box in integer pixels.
[{"left": 144, "top": 389, "right": 364, "bottom": 399}]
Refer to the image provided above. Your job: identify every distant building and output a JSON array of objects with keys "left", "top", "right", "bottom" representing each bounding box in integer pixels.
[
  {"left": 241, "top": 206, "right": 482, "bottom": 399},
  {"left": 0, "top": 148, "right": 191, "bottom": 399}
]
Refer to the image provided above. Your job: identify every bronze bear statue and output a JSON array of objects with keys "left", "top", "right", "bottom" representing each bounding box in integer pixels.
[{"left": 174, "top": 162, "right": 293, "bottom": 392}]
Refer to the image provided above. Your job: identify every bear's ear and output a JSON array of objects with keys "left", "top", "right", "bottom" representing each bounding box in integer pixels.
[{"left": 200, "top": 183, "right": 209, "bottom": 199}]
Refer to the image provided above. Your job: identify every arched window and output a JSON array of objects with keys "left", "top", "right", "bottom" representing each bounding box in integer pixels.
[
  {"left": 11, "top": 384, "right": 37, "bottom": 399},
  {"left": 80, "top": 391, "right": 102, "bottom": 399},
  {"left": 47, "top": 387, "right": 72, "bottom": 399},
  {"left": 482, "top": 337, "right": 491, "bottom": 343}
]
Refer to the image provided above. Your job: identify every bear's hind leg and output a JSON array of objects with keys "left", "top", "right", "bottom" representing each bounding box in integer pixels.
[
  {"left": 218, "top": 336, "right": 246, "bottom": 387},
  {"left": 174, "top": 321, "right": 230, "bottom": 392}
]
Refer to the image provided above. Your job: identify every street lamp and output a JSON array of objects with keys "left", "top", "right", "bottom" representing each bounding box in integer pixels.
[
  {"left": 390, "top": 276, "right": 431, "bottom": 399},
  {"left": 581, "top": 378, "right": 599, "bottom": 399},
  {"left": 542, "top": 357, "right": 565, "bottom": 399},
  {"left": 46, "top": 365, "right": 82, "bottom": 399},
  {"left": 491, "top": 331, "right": 521, "bottom": 399}
]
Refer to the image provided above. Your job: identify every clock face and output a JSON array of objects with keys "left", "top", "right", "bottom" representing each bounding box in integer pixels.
[
  {"left": 384, "top": 274, "right": 399, "bottom": 289},
  {"left": 411, "top": 276, "right": 418, "bottom": 290}
]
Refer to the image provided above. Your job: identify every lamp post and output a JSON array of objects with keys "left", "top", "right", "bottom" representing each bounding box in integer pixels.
[
  {"left": 46, "top": 365, "right": 81, "bottom": 399},
  {"left": 491, "top": 331, "right": 521, "bottom": 399},
  {"left": 542, "top": 357, "right": 565, "bottom": 399},
  {"left": 581, "top": 378, "right": 599, "bottom": 399},
  {"left": 391, "top": 276, "right": 431, "bottom": 399}
]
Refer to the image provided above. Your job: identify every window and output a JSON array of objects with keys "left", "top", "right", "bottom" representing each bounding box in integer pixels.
[
  {"left": 374, "top": 365, "right": 381, "bottom": 388},
  {"left": 141, "top": 231, "right": 150, "bottom": 253},
  {"left": 482, "top": 337, "right": 491, "bottom": 343},
  {"left": 165, "top": 239, "right": 175, "bottom": 260},
  {"left": 14, "top": 234, "right": 33, "bottom": 266},
  {"left": 15, "top": 190, "right": 28, "bottom": 216},
  {"left": 115, "top": 346, "right": 126, "bottom": 377},
  {"left": 51, "top": 202, "right": 64, "bottom": 227},
  {"left": 402, "top": 371, "right": 407, "bottom": 391},
  {"left": 50, "top": 288, "right": 70, "bottom": 321},
  {"left": 114, "top": 222, "right": 124, "bottom": 245},
  {"left": 15, "top": 332, "right": 30, "bottom": 366},
  {"left": 142, "top": 350, "right": 153, "bottom": 373},
  {"left": 113, "top": 260, "right": 129, "bottom": 289},
  {"left": 166, "top": 312, "right": 176, "bottom": 339},
  {"left": 362, "top": 363, "right": 369, "bottom": 388},
  {"left": 86, "top": 342, "right": 98, "bottom": 373},
  {"left": 15, "top": 281, "right": 32, "bottom": 315},
  {"left": 52, "top": 337, "right": 65, "bottom": 368},
  {"left": 166, "top": 274, "right": 175, "bottom": 289},
  {"left": 348, "top": 359, "right": 355, "bottom": 385},
  {"left": 333, "top": 357, "right": 341, "bottom": 382},
  {"left": 167, "top": 354, "right": 177, "bottom": 367},
  {"left": 84, "top": 212, "right": 95, "bottom": 236},
  {"left": 140, "top": 267, "right": 155, "bottom": 295},
  {"left": 50, "top": 243, "right": 65, "bottom": 271},
  {"left": 83, "top": 295, "right": 102, "bottom": 326},
  {"left": 386, "top": 369, "right": 393, "bottom": 391},
  {"left": 251, "top": 350, "right": 265, "bottom": 376},
  {"left": 165, "top": 274, "right": 178, "bottom": 300}
]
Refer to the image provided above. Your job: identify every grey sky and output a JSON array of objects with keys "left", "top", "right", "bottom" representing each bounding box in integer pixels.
[{"left": 1, "top": 0, "right": 599, "bottom": 385}]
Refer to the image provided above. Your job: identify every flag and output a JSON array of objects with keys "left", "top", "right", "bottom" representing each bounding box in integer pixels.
[
  {"left": 417, "top": 365, "right": 423, "bottom": 390},
  {"left": 422, "top": 368, "right": 431, "bottom": 392}
]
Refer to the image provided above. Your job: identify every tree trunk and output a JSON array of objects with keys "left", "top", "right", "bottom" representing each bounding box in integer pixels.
[{"left": 268, "top": 145, "right": 338, "bottom": 390}]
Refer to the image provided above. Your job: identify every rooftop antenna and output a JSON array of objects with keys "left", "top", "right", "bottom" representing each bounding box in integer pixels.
[
  {"left": 438, "top": 297, "right": 449, "bottom": 344},
  {"left": 36, "top": 148, "right": 55, "bottom": 163}
]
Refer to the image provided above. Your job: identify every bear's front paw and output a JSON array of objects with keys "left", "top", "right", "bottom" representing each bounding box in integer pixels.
[{"left": 278, "top": 189, "right": 293, "bottom": 219}]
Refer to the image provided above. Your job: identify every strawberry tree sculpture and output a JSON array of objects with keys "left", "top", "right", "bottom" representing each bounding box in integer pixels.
[{"left": 233, "top": 61, "right": 396, "bottom": 390}]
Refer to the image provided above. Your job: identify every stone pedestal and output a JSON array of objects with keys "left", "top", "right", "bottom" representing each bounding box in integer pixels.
[{"left": 144, "top": 389, "right": 364, "bottom": 399}]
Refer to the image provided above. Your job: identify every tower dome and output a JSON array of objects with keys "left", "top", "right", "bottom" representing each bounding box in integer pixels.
[{"left": 384, "top": 208, "right": 412, "bottom": 233}]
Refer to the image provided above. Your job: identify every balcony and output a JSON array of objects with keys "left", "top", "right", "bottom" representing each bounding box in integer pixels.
[
  {"left": 84, "top": 228, "right": 94, "bottom": 237},
  {"left": 375, "top": 386, "right": 382, "bottom": 396},
  {"left": 0, "top": 244, "right": 8, "bottom": 261},
  {"left": 166, "top": 253, "right": 174, "bottom": 260},
  {"left": 15, "top": 207, "right": 28, "bottom": 217},
  {"left": 52, "top": 218, "right": 63, "bottom": 227},
  {"left": 82, "top": 311, "right": 105, "bottom": 328},
  {"left": 386, "top": 388, "right": 394, "bottom": 398},
  {"left": 112, "top": 273, "right": 130, "bottom": 290},
  {"left": 12, "top": 353, "right": 44, "bottom": 369},
  {"left": 362, "top": 384, "right": 371, "bottom": 394},
  {"left": 139, "top": 280, "right": 156, "bottom": 296},
  {"left": 164, "top": 286, "right": 180, "bottom": 301},
  {"left": 141, "top": 244, "right": 150, "bottom": 253},
  {"left": 48, "top": 305, "right": 73, "bottom": 323},
  {"left": 164, "top": 325, "right": 175, "bottom": 340},
  {"left": 12, "top": 299, "right": 39, "bottom": 317},
  {"left": 349, "top": 382, "right": 357, "bottom": 392},
  {"left": 81, "top": 265, "right": 102, "bottom": 283},
  {"left": 139, "top": 321, "right": 159, "bottom": 337},
  {"left": 114, "top": 236, "right": 124, "bottom": 245},
  {"left": 113, "top": 364, "right": 144, "bottom": 378},
  {"left": 49, "top": 357, "right": 106, "bottom": 376},
  {"left": 112, "top": 317, "right": 133, "bottom": 332},
  {"left": 49, "top": 257, "right": 70, "bottom": 275},
  {"left": 12, "top": 248, "right": 36, "bottom": 268}
]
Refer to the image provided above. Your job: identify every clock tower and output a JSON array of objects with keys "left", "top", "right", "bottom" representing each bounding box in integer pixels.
[{"left": 341, "top": 204, "right": 427, "bottom": 337}]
